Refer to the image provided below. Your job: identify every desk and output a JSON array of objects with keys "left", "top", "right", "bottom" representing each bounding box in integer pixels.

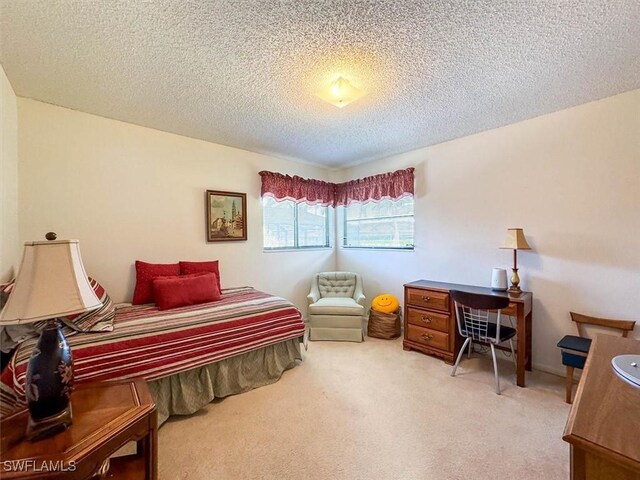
[
  {"left": 563, "top": 335, "right": 640, "bottom": 479},
  {"left": 1, "top": 379, "right": 157, "bottom": 479},
  {"left": 403, "top": 280, "right": 533, "bottom": 387}
]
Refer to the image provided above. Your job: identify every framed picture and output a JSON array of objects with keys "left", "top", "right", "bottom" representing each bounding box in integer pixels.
[{"left": 206, "top": 190, "right": 247, "bottom": 242}]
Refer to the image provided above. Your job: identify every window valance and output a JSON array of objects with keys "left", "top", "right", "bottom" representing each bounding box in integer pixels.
[
  {"left": 334, "top": 167, "right": 414, "bottom": 206},
  {"left": 259, "top": 167, "right": 415, "bottom": 207},
  {"left": 258, "top": 171, "right": 335, "bottom": 206}
]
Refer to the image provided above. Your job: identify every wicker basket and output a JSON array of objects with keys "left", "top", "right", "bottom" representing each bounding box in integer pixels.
[{"left": 367, "top": 308, "right": 402, "bottom": 339}]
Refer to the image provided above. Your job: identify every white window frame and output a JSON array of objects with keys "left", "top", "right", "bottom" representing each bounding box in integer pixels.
[
  {"left": 262, "top": 198, "right": 332, "bottom": 251},
  {"left": 341, "top": 197, "right": 415, "bottom": 250}
]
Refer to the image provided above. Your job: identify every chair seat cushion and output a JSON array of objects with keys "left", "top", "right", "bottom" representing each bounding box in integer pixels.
[
  {"left": 557, "top": 335, "right": 591, "bottom": 369},
  {"left": 308, "top": 297, "right": 364, "bottom": 316},
  {"left": 463, "top": 322, "right": 516, "bottom": 342},
  {"left": 561, "top": 351, "right": 587, "bottom": 369},
  {"left": 557, "top": 335, "right": 591, "bottom": 354}
]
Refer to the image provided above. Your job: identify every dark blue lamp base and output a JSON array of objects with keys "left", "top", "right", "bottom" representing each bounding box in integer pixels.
[{"left": 25, "top": 319, "right": 74, "bottom": 441}]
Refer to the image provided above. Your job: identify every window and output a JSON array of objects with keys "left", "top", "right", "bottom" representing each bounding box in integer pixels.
[
  {"left": 263, "top": 197, "right": 331, "bottom": 249},
  {"left": 342, "top": 197, "right": 414, "bottom": 249}
]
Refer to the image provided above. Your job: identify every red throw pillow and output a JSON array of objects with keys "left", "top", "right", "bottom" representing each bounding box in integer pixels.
[
  {"left": 152, "top": 273, "right": 221, "bottom": 310},
  {"left": 179, "top": 261, "right": 221, "bottom": 292},
  {"left": 132, "top": 261, "right": 180, "bottom": 305}
]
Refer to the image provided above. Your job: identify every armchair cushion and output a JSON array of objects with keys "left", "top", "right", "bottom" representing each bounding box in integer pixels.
[
  {"left": 318, "top": 273, "right": 357, "bottom": 298},
  {"left": 308, "top": 297, "right": 365, "bottom": 316}
]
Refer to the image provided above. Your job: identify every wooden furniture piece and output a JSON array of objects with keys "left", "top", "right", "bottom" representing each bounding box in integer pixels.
[
  {"left": 403, "top": 280, "right": 533, "bottom": 387},
  {"left": 563, "top": 335, "right": 640, "bottom": 480},
  {"left": 558, "top": 312, "right": 636, "bottom": 403},
  {"left": 0, "top": 379, "right": 157, "bottom": 479}
]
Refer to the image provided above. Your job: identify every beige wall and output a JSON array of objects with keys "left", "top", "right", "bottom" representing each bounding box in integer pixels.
[
  {"left": 14, "top": 89, "right": 640, "bottom": 374},
  {"left": 17, "top": 99, "right": 336, "bottom": 309},
  {"left": 337, "top": 89, "right": 640, "bottom": 375},
  {"left": 0, "top": 65, "right": 19, "bottom": 282}
]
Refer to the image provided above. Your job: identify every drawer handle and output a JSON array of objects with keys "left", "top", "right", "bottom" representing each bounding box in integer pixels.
[
  {"left": 421, "top": 316, "right": 432, "bottom": 323},
  {"left": 421, "top": 333, "right": 433, "bottom": 341},
  {"left": 421, "top": 296, "right": 431, "bottom": 302}
]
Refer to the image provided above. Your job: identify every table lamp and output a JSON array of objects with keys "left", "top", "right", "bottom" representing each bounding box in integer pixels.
[
  {"left": 499, "top": 228, "right": 531, "bottom": 294},
  {"left": 0, "top": 234, "right": 101, "bottom": 440}
]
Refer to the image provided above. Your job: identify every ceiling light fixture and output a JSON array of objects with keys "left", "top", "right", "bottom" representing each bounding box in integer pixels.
[{"left": 316, "top": 76, "right": 366, "bottom": 108}]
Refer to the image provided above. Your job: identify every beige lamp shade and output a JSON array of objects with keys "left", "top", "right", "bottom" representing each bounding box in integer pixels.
[
  {"left": 0, "top": 240, "right": 101, "bottom": 324},
  {"left": 500, "top": 228, "right": 531, "bottom": 250}
]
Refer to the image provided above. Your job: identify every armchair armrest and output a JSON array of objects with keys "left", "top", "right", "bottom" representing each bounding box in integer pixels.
[
  {"left": 353, "top": 273, "right": 366, "bottom": 307},
  {"left": 307, "top": 276, "right": 320, "bottom": 305},
  {"left": 307, "top": 292, "right": 320, "bottom": 305}
]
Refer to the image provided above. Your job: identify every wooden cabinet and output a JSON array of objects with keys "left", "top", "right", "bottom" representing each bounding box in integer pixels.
[
  {"left": 563, "top": 335, "right": 640, "bottom": 479},
  {"left": 1, "top": 379, "right": 157, "bottom": 480},
  {"left": 403, "top": 281, "right": 462, "bottom": 364}
]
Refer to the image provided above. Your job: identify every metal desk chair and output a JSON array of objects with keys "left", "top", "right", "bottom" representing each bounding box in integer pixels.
[
  {"left": 557, "top": 312, "right": 636, "bottom": 403},
  {"left": 450, "top": 290, "right": 516, "bottom": 395}
]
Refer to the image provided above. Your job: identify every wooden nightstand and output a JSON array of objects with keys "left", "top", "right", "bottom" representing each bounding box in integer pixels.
[{"left": 0, "top": 379, "right": 157, "bottom": 479}]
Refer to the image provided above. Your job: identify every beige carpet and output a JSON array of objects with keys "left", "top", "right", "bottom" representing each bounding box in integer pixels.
[{"left": 158, "top": 337, "right": 571, "bottom": 479}]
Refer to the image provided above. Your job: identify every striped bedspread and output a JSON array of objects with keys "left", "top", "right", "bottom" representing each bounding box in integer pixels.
[{"left": 1, "top": 287, "right": 304, "bottom": 415}]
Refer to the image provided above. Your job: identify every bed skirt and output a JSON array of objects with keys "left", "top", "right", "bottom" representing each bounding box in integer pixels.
[{"left": 148, "top": 337, "right": 302, "bottom": 426}]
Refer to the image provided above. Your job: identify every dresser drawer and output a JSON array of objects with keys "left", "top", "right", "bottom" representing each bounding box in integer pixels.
[
  {"left": 406, "top": 307, "right": 450, "bottom": 333},
  {"left": 406, "top": 324, "right": 449, "bottom": 351},
  {"left": 406, "top": 288, "right": 449, "bottom": 312}
]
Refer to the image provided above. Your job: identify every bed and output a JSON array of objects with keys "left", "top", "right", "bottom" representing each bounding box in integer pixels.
[{"left": 1, "top": 287, "right": 304, "bottom": 425}]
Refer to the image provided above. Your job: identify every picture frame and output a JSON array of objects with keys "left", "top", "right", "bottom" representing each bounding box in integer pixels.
[{"left": 205, "top": 190, "right": 247, "bottom": 242}]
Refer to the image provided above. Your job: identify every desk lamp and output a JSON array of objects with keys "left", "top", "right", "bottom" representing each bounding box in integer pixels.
[
  {"left": 500, "top": 228, "right": 531, "bottom": 294},
  {"left": 0, "top": 234, "right": 101, "bottom": 440}
]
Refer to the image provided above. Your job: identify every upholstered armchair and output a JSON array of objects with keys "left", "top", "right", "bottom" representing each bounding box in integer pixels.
[{"left": 307, "top": 272, "right": 366, "bottom": 342}]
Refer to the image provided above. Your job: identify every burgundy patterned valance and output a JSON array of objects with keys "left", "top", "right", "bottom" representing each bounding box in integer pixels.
[
  {"left": 259, "top": 167, "right": 414, "bottom": 207},
  {"left": 259, "top": 171, "right": 335, "bottom": 206},
  {"left": 334, "top": 167, "right": 414, "bottom": 206}
]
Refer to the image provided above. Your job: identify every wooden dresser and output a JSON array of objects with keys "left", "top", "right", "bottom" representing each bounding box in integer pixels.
[
  {"left": 402, "top": 280, "right": 534, "bottom": 387},
  {"left": 563, "top": 335, "right": 640, "bottom": 480},
  {"left": 403, "top": 280, "right": 463, "bottom": 364}
]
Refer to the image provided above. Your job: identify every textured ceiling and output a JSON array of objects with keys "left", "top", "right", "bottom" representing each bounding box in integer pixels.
[{"left": 1, "top": 1, "right": 639, "bottom": 167}]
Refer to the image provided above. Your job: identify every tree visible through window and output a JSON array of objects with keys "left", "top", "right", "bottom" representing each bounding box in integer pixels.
[
  {"left": 342, "top": 197, "right": 414, "bottom": 249},
  {"left": 263, "top": 197, "right": 331, "bottom": 249}
]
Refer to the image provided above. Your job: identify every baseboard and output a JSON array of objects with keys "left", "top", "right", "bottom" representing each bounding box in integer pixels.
[{"left": 532, "top": 362, "right": 566, "bottom": 378}]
